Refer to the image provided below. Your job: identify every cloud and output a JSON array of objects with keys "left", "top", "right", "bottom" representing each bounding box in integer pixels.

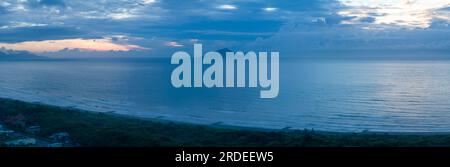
[
  {"left": 262, "top": 7, "right": 278, "bottom": 12},
  {"left": 0, "top": 3, "right": 8, "bottom": 14},
  {"left": 142, "top": 0, "right": 156, "bottom": 4},
  {"left": 337, "top": 0, "right": 450, "bottom": 28},
  {"left": 190, "top": 38, "right": 200, "bottom": 43},
  {"left": 166, "top": 41, "right": 183, "bottom": 47},
  {"left": 0, "top": 26, "right": 85, "bottom": 43},
  {"left": 246, "top": 20, "right": 450, "bottom": 56},
  {"left": 34, "top": 0, "right": 66, "bottom": 7},
  {"left": 106, "top": 10, "right": 139, "bottom": 20},
  {"left": 217, "top": 4, "right": 237, "bottom": 10},
  {"left": 0, "top": 0, "right": 449, "bottom": 58},
  {"left": 0, "top": 22, "right": 47, "bottom": 29},
  {"left": 0, "top": 38, "right": 149, "bottom": 53}
]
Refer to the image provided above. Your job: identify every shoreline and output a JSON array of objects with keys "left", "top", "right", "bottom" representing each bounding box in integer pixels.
[
  {"left": 8, "top": 97, "right": 450, "bottom": 135},
  {"left": 2, "top": 97, "right": 450, "bottom": 147},
  {"left": 14, "top": 97, "right": 450, "bottom": 135}
]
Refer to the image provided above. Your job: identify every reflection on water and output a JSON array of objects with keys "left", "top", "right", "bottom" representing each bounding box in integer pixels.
[{"left": 1, "top": 58, "right": 450, "bottom": 132}]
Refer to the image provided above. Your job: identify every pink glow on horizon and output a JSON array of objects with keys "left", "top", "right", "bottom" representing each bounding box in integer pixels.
[{"left": 0, "top": 38, "right": 149, "bottom": 53}]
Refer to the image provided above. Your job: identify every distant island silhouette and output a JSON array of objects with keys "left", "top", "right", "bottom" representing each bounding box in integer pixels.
[{"left": 0, "top": 48, "right": 44, "bottom": 60}]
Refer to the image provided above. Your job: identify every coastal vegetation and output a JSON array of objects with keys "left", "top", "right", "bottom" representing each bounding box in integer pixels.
[{"left": 1, "top": 98, "right": 450, "bottom": 147}]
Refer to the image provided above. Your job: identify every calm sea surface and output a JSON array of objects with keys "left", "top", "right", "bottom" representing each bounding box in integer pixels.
[{"left": 1, "top": 58, "right": 450, "bottom": 132}]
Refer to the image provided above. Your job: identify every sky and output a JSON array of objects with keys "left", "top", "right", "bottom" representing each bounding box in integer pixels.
[{"left": 0, "top": 0, "right": 449, "bottom": 57}]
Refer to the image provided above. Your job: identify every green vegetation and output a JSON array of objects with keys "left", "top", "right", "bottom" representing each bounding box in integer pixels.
[{"left": 1, "top": 98, "right": 450, "bottom": 147}]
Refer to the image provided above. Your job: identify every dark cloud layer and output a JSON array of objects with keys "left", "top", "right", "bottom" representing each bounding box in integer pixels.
[
  {"left": 0, "top": 6, "right": 7, "bottom": 15},
  {"left": 0, "top": 26, "right": 86, "bottom": 43},
  {"left": 0, "top": 0, "right": 448, "bottom": 57},
  {"left": 31, "top": 0, "right": 66, "bottom": 7}
]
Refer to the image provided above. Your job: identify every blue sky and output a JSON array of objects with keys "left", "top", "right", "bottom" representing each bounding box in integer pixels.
[{"left": 0, "top": 0, "right": 449, "bottom": 57}]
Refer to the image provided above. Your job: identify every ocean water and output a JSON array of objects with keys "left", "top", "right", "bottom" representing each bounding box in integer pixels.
[{"left": 1, "top": 58, "right": 450, "bottom": 132}]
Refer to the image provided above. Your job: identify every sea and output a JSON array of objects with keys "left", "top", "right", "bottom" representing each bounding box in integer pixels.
[{"left": 1, "top": 57, "right": 450, "bottom": 132}]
